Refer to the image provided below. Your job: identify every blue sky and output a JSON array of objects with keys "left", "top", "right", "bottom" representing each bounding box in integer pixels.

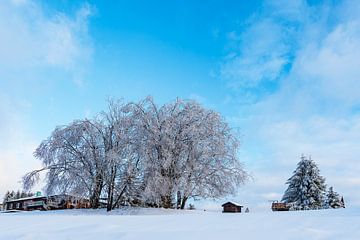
[{"left": 1, "top": 0, "right": 360, "bottom": 209}]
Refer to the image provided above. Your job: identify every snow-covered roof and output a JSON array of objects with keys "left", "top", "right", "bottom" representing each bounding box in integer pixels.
[
  {"left": 222, "top": 201, "right": 243, "bottom": 207},
  {"left": 6, "top": 194, "right": 88, "bottom": 203},
  {"left": 5, "top": 195, "right": 47, "bottom": 203}
]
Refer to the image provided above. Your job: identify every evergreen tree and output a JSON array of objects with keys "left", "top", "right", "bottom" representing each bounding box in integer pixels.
[
  {"left": 19, "top": 191, "right": 33, "bottom": 198},
  {"left": 325, "top": 187, "right": 343, "bottom": 209},
  {"left": 10, "top": 190, "right": 15, "bottom": 200},
  {"left": 282, "top": 155, "right": 327, "bottom": 210},
  {"left": 2, "top": 190, "right": 33, "bottom": 207},
  {"left": 2, "top": 191, "right": 11, "bottom": 206},
  {"left": 341, "top": 197, "right": 345, "bottom": 208},
  {"left": 20, "top": 191, "right": 27, "bottom": 198},
  {"left": 15, "top": 190, "right": 21, "bottom": 199}
]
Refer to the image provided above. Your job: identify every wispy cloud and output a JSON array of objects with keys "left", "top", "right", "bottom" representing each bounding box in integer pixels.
[
  {"left": 221, "top": 19, "right": 290, "bottom": 89},
  {"left": 0, "top": 94, "right": 40, "bottom": 195},
  {"left": 0, "top": 1, "right": 94, "bottom": 197},
  {"left": 222, "top": 0, "right": 360, "bottom": 206},
  {"left": 0, "top": 0, "right": 93, "bottom": 85}
]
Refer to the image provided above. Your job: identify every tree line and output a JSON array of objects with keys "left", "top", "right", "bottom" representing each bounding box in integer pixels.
[
  {"left": 2, "top": 190, "right": 34, "bottom": 207},
  {"left": 23, "top": 97, "right": 248, "bottom": 211}
]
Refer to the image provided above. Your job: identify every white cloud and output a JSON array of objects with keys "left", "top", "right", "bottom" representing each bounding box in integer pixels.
[
  {"left": 0, "top": 1, "right": 93, "bottom": 198},
  {"left": 0, "top": 95, "right": 41, "bottom": 198},
  {"left": 260, "top": 192, "right": 282, "bottom": 201},
  {"left": 0, "top": 0, "right": 93, "bottom": 84},
  {"left": 295, "top": 21, "right": 360, "bottom": 104},
  {"left": 221, "top": 19, "right": 290, "bottom": 89},
  {"left": 223, "top": 0, "right": 360, "bottom": 207}
]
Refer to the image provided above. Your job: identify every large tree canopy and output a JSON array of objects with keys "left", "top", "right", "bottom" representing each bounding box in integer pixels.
[{"left": 23, "top": 97, "right": 248, "bottom": 210}]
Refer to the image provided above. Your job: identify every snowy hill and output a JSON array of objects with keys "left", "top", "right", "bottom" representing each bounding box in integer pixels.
[{"left": 0, "top": 208, "right": 359, "bottom": 239}]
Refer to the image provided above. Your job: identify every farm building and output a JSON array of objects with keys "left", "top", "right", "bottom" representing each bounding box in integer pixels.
[
  {"left": 5, "top": 194, "right": 90, "bottom": 211},
  {"left": 222, "top": 202, "right": 243, "bottom": 213}
]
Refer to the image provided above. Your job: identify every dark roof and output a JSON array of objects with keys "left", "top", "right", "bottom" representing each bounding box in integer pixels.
[{"left": 222, "top": 201, "right": 243, "bottom": 207}]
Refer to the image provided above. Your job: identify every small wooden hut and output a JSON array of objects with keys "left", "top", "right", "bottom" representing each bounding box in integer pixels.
[
  {"left": 271, "top": 201, "right": 290, "bottom": 211},
  {"left": 222, "top": 201, "right": 243, "bottom": 213}
]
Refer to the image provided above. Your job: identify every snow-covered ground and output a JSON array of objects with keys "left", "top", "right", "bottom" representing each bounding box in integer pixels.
[{"left": 0, "top": 208, "right": 359, "bottom": 239}]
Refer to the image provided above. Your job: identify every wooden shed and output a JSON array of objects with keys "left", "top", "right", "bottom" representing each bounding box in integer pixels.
[
  {"left": 222, "top": 201, "right": 243, "bottom": 213},
  {"left": 271, "top": 201, "right": 290, "bottom": 211}
]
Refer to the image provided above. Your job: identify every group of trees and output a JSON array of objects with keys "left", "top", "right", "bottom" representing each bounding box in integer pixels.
[
  {"left": 23, "top": 97, "right": 248, "bottom": 211},
  {"left": 2, "top": 190, "right": 33, "bottom": 206},
  {"left": 282, "top": 155, "right": 345, "bottom": 210}
]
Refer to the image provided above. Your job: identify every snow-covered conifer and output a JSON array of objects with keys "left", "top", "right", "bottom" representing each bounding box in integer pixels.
[
  {"left": 2, "top": 191, "right": 11, "bottom": 206},
  {"left": 325, "top": 187, "right": 344, "bottom": 209},
  {"left": 282, "top": 155, "right": 327, "bottom": 210}
]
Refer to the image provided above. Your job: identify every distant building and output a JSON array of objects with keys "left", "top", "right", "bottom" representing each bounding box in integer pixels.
[
  {"left": 4, "top": 194, "right": 90, "bottom": 211},
  {"left": 271, "top": 201, "right": 290, "bottom": 211},
  {"left": 5, "top": 195, "right": 47, "bottom": 211},
  {"left": 222, "top": 201, "right": 243, "bottom": 213}
]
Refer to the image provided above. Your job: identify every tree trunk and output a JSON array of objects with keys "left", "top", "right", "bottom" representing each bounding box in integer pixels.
[
  {"left": 106, "top": 190, "right": 113, "bottom": 211},
  {"left": 106, "top": 165, "right": 116, "bottom": 212},
  {"left": 161, "top": 195, "right": 173, "bottom": 209},
  {"left": 90, "top": 173, "right": 103, "bottom": 209},
  {"left": 112, "top": 185, "right": 128, "bottom": 210},
  {"left": 176, "top": 191, "right": 181, "bottom": 209},
  {"left": 180, "top": 196, "right": 188, "bottom": 210}
]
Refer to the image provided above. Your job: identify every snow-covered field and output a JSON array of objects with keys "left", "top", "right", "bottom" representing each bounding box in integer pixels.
[{"left": 1, "top": 208, "right": 359, "bottom": 240}]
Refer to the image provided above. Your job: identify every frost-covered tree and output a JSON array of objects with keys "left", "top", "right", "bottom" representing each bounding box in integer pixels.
[
  {"left": 23, "top": 96, "right": 248, "bottom": 210},
  {"left": 23, "top": 101, "right": 143, "bottom": 211},
  {"left": 130, "top": 97, "right": 248, "bottom": 208},
  {"left": 325, "top": 187, "right": 344, "bottom": 209},
  {"left": 174, "top": 101, "right": 247, "bottom": 209},
  {"left": 282, "top": 155, "right": 327, "bottom": 210},
  {"left": 99, "top": 100, "right": 143, "bottom": 211},
  {"left": 23, "top": 119, "right": 108, "bottom": 208}
]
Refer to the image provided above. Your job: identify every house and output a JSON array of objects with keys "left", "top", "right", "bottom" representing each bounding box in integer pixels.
[
  {"left": 47, "top": 194, "right": 90, "bottom": 210},
  {"left": 222, "top": 201, "right": 243, "bottom": 213},
  {"left": 5, "top": 195, "right": 48, "bottom": 211},
  {"left": 5, "top": 194, "right": 90, "bottom": 211}
]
